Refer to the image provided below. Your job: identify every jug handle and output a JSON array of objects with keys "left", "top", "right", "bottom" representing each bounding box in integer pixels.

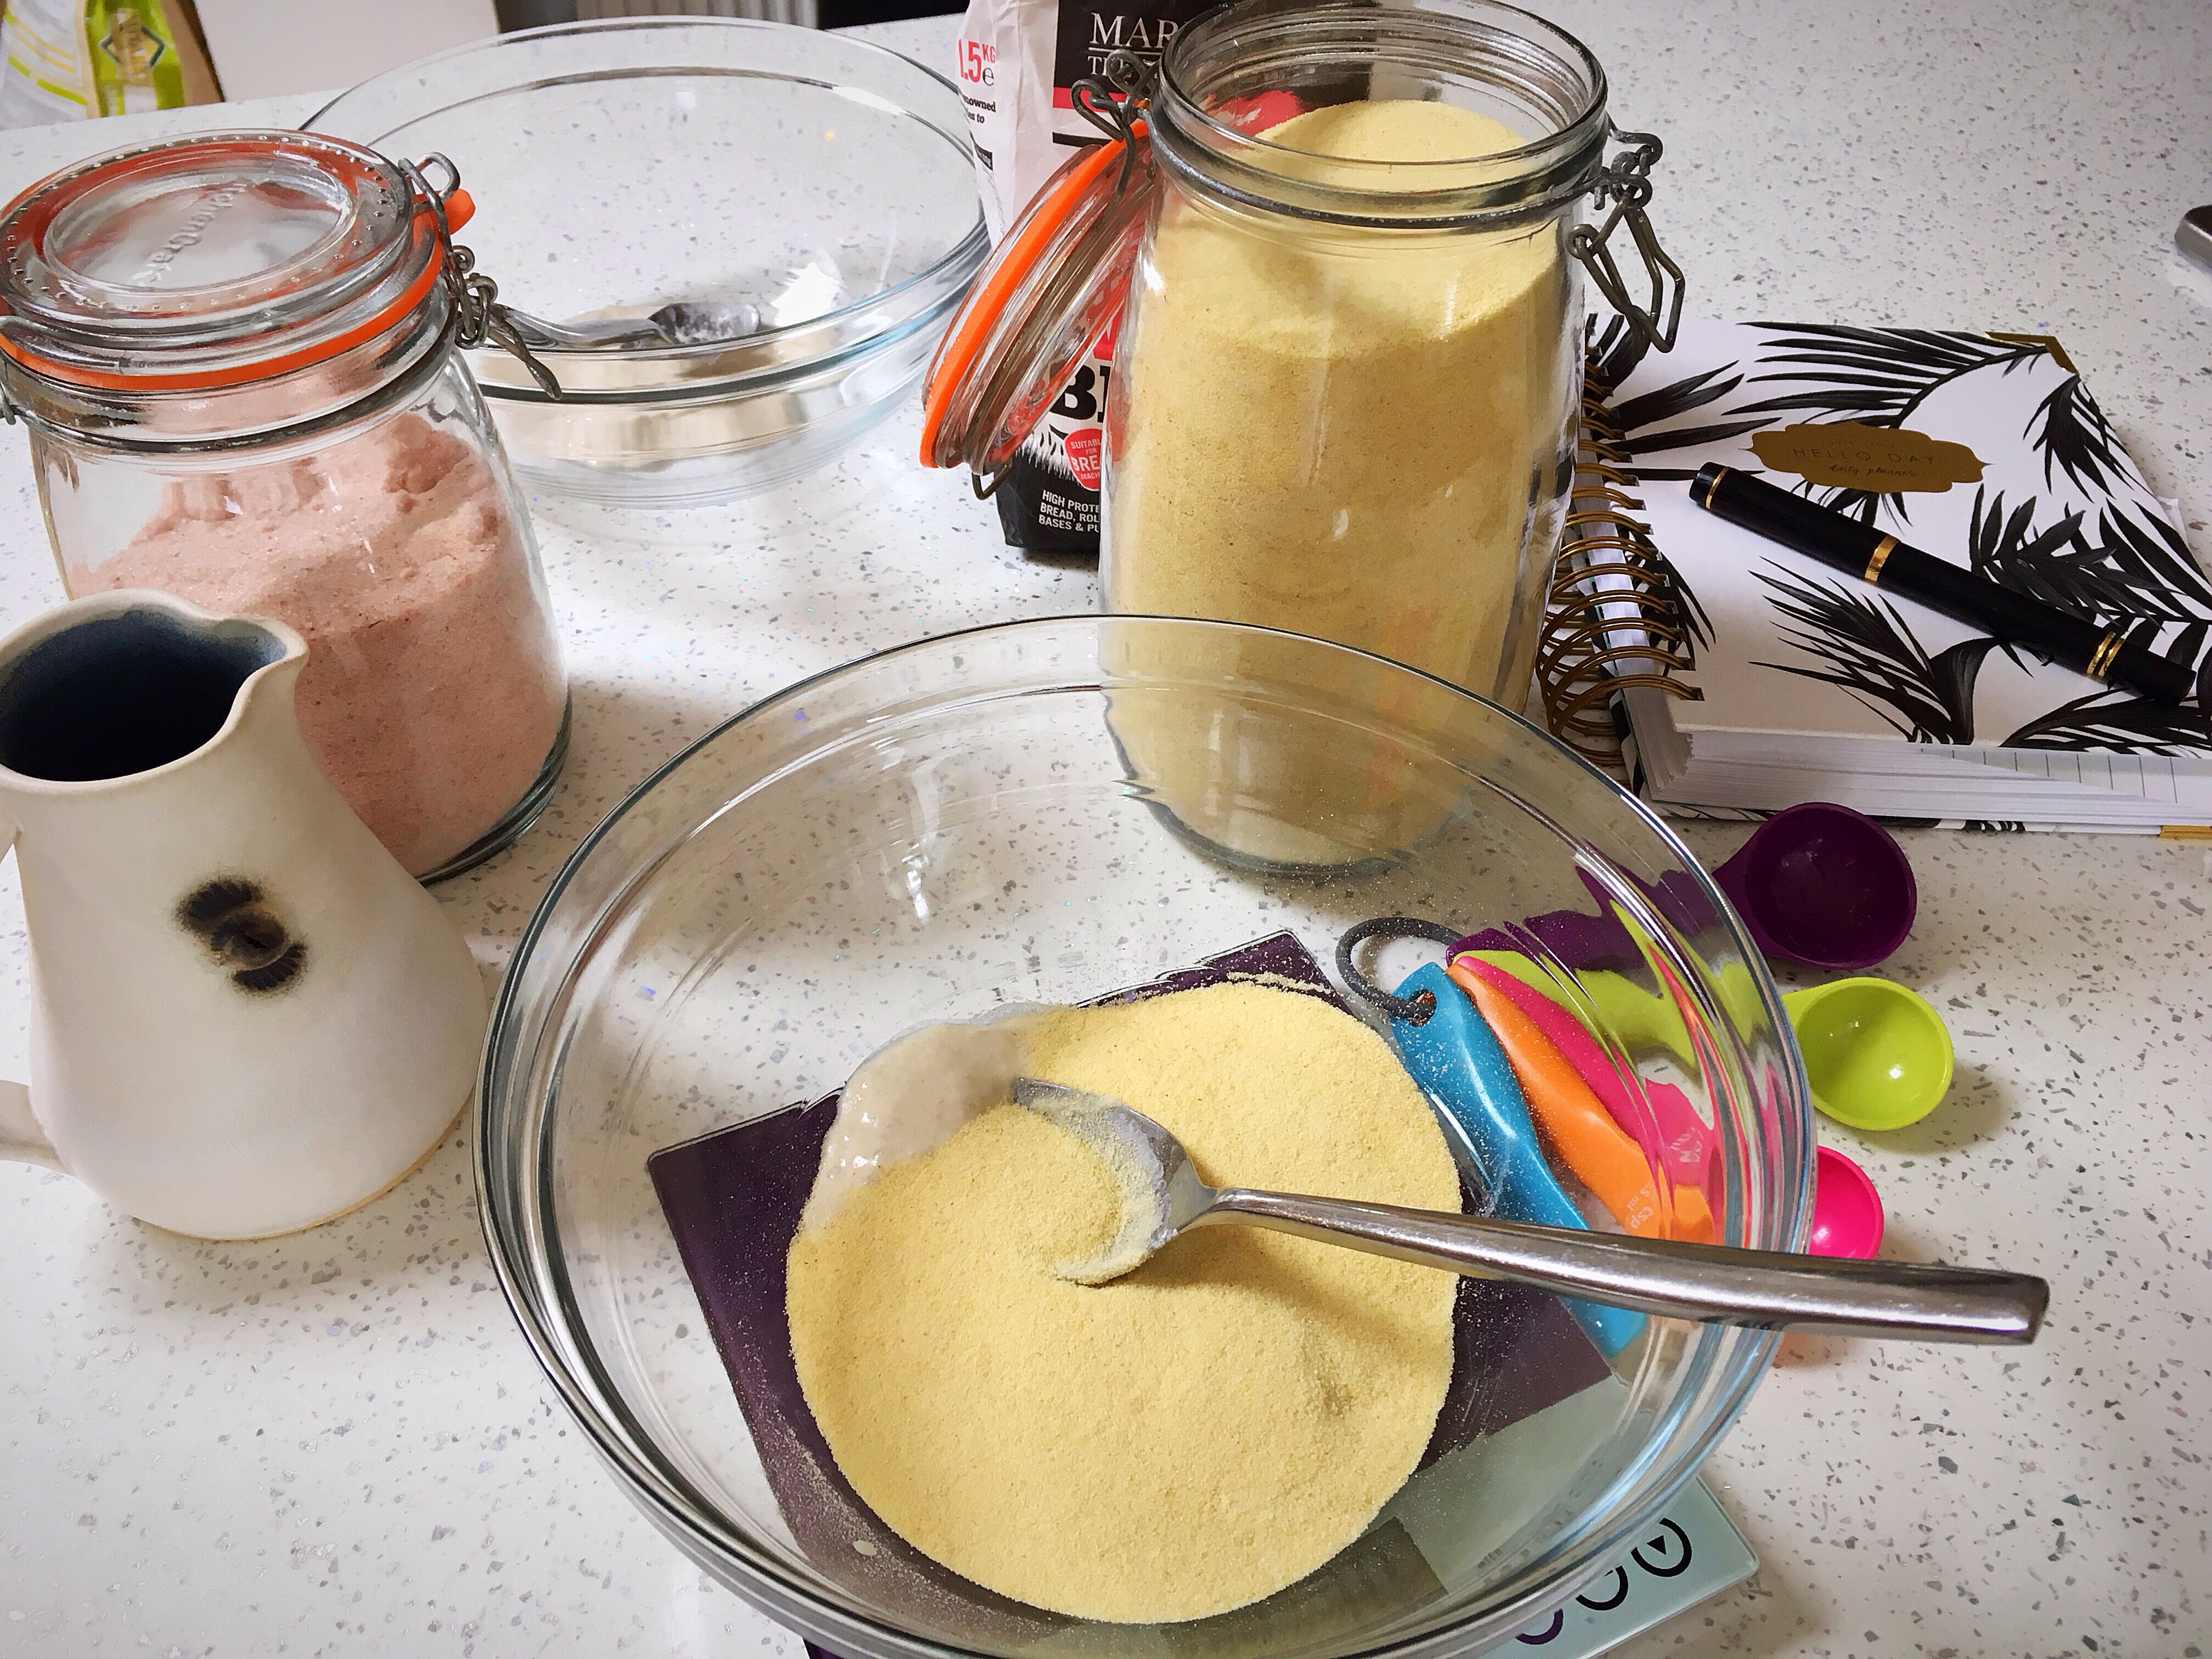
[
  {"left": 0, "top": 1079, "right": 57, "bottom": 1169},
  {"left": 0, "top": 806, "right": 60, "bottom": 1171}
]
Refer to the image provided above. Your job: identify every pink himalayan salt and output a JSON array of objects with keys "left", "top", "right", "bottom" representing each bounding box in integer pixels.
[{"left": 74, "top": 413, "right": 565, "bottom": 875}]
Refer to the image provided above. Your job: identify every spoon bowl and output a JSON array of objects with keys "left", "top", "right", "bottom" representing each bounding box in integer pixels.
[
  {"left": 1010, "top": 1077, "right": 1214, "bottom": 1285},
  {"left": 1808, "top": 1146, "right": 1886, "bottom": 1258},
  {"left": 1712, "top": 803, "right": 1917, "bottom": 973},
  {"left": 1781, "top": 977, "right": 1954, "bottom": 1131},
  {"left": 502, "top": 300, "right": 767, "bottom": 353},
  {"left": 1449, "top": 802, "right": 1915, "bottom": 979}
]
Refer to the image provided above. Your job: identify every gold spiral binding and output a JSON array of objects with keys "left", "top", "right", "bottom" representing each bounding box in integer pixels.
[{"left": 1535, "top": 349, "right": 1700, "bottom": 774}]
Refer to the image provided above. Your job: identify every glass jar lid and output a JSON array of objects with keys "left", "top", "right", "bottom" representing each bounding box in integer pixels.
[
  {"left": 0, "top": 130, "right": 460, "bottom": 392},
  {"left": 918, "top": 125, "right": 1155, "bottom": 478}
]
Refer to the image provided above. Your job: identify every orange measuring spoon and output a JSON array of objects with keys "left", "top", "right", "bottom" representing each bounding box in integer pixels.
[{"left": 1448, "top": 963, "right": 1712, "bottom": 1243}]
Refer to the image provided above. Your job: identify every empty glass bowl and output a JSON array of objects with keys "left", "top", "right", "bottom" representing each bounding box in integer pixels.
[
  {"left": 479, "top": 617, "right": 1811, "bottom": 1654},
  {"left": 309, "top": 20, "right": 986, "bottom": 507}
]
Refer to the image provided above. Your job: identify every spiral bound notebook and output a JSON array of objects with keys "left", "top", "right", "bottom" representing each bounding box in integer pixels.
[{"left": 1538, "top": 319, "right": 2212, "bottom": 832}]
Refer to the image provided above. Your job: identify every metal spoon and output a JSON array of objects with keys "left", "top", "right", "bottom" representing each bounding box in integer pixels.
[
  {"left": 1011, "top": 1078, "right": 2046, "bottom": 1345},
  {"left": 499, "top": 300, "right": 765, "bottom": 352}
]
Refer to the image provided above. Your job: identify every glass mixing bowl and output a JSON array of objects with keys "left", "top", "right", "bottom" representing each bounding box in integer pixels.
[
  {"left": 480, "top": 617, "right": 1810, "bottom": 1655},
  {"left": 308, "top": 20, "right": 986, "bottom": 508}
]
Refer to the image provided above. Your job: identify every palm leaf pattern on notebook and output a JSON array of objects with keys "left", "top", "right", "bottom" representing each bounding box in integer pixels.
[
  {"left": 1609, "top": 365, "right": 1765, "bottom": 464},
  {"left": 2001, "top": 690, "right": 2212, "bottom": 754},
  {"left": 2087, "top": 505, "right": 2212, "bottom": 617},
  {"left": 1969, "top": 490, "right": 2212, "bottom": 672},
  {"left": 1613, "top": 325, "right": 2045, "bottom": 506},
  {"left": 1756, "top": 495, "right": 2208, "bottom": 750},
  {"left": 1609, "top": 364, "right": 1763, "bottom": 476},
  {"left": 2027, "top": 374, "right": 2131, "bottom": 498},
  {"left": 1734, "top": 324, "right": 2044, "bottom": 420},
  {"left": 1587, "top": 313, "right": 1655, "bottom": 396},
  {"left": 1731, "top": 326, "right": 2045, "bottom": 524},
  {"left": 1600, "top": 321, "right": 2212, "bottom": 752},
  {"left": 1751, "top": 565, "right": 2013, "bottom": 744}
]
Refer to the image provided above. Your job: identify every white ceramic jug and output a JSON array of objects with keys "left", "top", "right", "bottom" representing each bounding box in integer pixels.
[{"left": 0, "top": 590, "right": 488, "bottom": 1239}]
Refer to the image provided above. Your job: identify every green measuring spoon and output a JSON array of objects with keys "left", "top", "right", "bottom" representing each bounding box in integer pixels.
[{"left": 1781, "top": 976, "right": 1954, "bottom": 1131}]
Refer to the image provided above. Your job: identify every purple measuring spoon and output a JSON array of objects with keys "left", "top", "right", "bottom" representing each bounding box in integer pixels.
[
  {"left": 1452, "top": 804, "right": 1914, "bottom": 978},
  {"left": 1710, "top": 802, "right": 1917, "bottom": 973}
]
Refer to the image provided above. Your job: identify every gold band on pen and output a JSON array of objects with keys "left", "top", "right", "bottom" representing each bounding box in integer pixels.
[
  {"left": 1862, "top": 535, "right": 1897, "bottom": 584},
  {"left": 1702, "top": 466, "right": 1729, "bottom": 510},
  {"left": 2085, "top": 631, "right": 2122, "bottom": 680}
]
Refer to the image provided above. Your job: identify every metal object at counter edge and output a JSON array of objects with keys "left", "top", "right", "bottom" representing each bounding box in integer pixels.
[{"left": 2178, "top": 206, "right": 2212, "bottom": 276}]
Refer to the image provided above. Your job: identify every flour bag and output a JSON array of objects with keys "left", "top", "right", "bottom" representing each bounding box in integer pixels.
[
  {"left": 953, "top": 0, "right": 1212, "bottom": 554},
  {"left": 0, "top": 1, "right": 216, "bottom": 128}
]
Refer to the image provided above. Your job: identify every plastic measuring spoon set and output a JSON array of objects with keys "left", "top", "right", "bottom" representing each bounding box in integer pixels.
[{"left": 1341, "top": 803, "right": 1944, "bottom": 1355}]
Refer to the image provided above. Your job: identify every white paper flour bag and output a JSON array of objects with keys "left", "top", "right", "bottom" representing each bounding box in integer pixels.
[{"left": 951, "top": 0, "right": 1212, "bottom": 554}]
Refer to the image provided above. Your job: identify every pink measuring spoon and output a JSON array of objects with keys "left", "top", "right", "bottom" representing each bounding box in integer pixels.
[
  {"left": 1453, "top": 955, "right": 1714, "bottom": 1186},
  {"left": 1452, "top": 953, "right": 1891, "bottom": 1262},
  {"left": 1808, "top": 1146, "right": 1886, "bottom": 1259}
]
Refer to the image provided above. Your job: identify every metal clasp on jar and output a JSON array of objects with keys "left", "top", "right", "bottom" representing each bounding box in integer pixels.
[
  {"left": 1073, "top": 49, "right": 1154, "bottom": 196},
  {"left": 404, "top": 153, "right": 566, "bottom": 400},
  {"left": 1570, "top": 128, "right": 1685, "bottom": 353}
]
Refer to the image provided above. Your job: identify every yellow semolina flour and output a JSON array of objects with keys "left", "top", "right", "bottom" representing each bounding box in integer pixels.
[
  {"left": 1105, "top": 99, "right": 1575, "bottom": 705},
  {"left": 785, "top": 981, "right": 1460, "bottom": 1623}
]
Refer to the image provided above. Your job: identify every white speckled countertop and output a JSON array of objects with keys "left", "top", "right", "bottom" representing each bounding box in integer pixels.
[{"left": 3, "top": 5, "right": 2209, "bottom": 1656}]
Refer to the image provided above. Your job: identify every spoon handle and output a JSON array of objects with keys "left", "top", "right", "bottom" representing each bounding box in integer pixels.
[
  {"left": 500, "top": 308, "right": 666, "bottom": 349},
  {"left": 1199, "top": 1189, "right": 2046, "bottom": 1345}
]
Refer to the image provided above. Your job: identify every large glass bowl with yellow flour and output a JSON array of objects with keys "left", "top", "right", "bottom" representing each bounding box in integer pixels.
[{"left": 480, "top": 617, "right": 1811, "bottom": 1657}]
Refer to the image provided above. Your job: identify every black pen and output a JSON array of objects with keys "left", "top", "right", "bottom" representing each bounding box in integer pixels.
[{"left": 1691, "top": 463, "right": 2196, "bottom": 707}]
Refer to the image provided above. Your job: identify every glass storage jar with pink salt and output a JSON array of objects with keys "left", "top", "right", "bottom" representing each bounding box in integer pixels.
[{"left": 0, "top": 131, "right": 568, "bottom": 880}]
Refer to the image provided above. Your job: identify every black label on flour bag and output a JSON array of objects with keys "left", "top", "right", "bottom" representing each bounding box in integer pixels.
[
  {"left": 956, "top": 0, "right": 1217, "bottom": 233},
  {"left": 994, "top": 313, "right": 1116, "bottom": 553},
  {"left": 1049, "top": 5, "right": 1202, "bottom": 139}
]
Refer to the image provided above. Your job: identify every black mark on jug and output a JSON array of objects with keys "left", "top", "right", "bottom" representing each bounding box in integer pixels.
[{"left": 179, "top": 877, "right": 306, "bottom": 994}]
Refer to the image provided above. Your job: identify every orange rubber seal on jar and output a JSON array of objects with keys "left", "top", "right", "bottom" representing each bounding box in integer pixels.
[
  {"left": 0, "top": 210, "right": 448, "bottom": 394},
  {"left": 918, "top": 127, "right": 1141, "bottom": 469}
]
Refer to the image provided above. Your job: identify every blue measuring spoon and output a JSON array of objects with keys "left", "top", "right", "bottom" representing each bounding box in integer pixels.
[{"left": 1385, "top": 961, "right": 1644, "bottom": 1358}]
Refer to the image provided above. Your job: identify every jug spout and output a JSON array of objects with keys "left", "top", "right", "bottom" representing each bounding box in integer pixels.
[{"left": 0, "top": 590, "right": 301, "bottom": 802}]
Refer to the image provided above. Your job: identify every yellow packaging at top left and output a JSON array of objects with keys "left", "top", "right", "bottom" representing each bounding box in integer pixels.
[{"left": 0, "top": 1, "right": 219, "bottom": 127}]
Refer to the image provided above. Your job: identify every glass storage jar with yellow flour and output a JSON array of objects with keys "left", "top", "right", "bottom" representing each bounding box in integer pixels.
[{"left": 922, "top": 0, "right": 1683, "bottom": 717}]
